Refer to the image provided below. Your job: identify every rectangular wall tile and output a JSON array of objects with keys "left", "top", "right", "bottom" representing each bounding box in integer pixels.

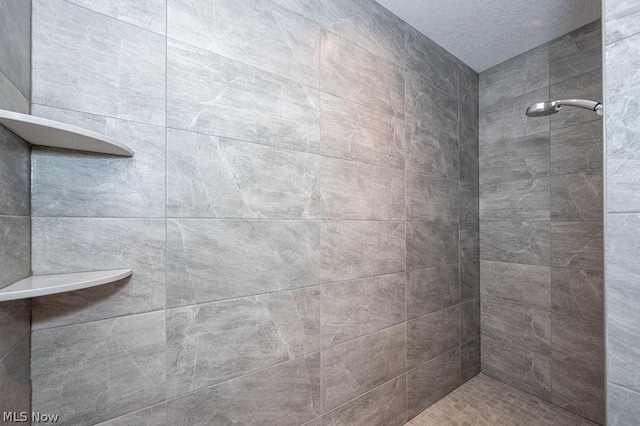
[
  {"left": 406, "top": 172, "right": 458, "bottom": 221},
  {"left": 609, "top": 384, "right": 640, "bottom": 426},
  {"left": 167, "top": 39, "right": 319, "bottom": 151},
  {"left": 550, "top": 120, "right": 602, "bottom": 176},
  {"left": 460, "top": 181, "right": 479, "bottom": 223},
  {"left": 551, "top": 267, "right": 603, "bottom": 320},
  {"left": 322, "top": 375, "right": 407, "bottom": 426},
  {"left": 0, "top": 300, "right": 30, "bottom": 358},
  {"left": 167, "top": 129, "right": 322, "bottom": 219},
  {"left": 480, "top": 178, "right": 550, "bottom": 222},
  {"left": 321, "top": 157, "right": 405, "bottom": 220},
  {"left": 460, "top": 261, "right": 480, "bottom": 302},
  {"left": 406, "top": 70, "right": 458, "bottom": 136},
  {"left": 321, "top": 324, "right": 406, "bottom": 412},
  {"left": 462, "top": 300, "right": 480, "bottom": 343},
  {"left": 0, "top": 70, "right": 29, "bottom": 113},
  {"left": 321, "top": 31, "right": 404, "bottom": 117},
  {"left": 0, "top": 336, "right": 30, "bottom": 420},
  {"left": 549, "top": 20, "right": 602, "bottom": 84},
  {"left": 0, "top": 0, "right": 31, "bottom": 98},
  {"left": 481, "top": 299, "right": 551, "bottom": 355},
  {"left": 0, "top": 125, "right": 29, "bottom": 216},
  {"left": 32, "top": 311, "right": 166, "bottom": 426},
  {"left": 407, "top": 220, "right": 458, "bottom": 270},
  {"left": 321, "top": 221, "right": 405, "bottom": 283},
  {"left": 406, "top": 122, "right": 458, "bottom": 179},
  {"left": 31, "top": 105, "right": 166, "bottom": 218},
  {"left": 31, "top": 218, "right": 165, "bottom": 329},
  {"left": 65, "top": 0, "right": 166, "bottom": 34},
  {"left": 460, "top": 223, "right": 479, "bottom": 262},
  {"left": 605, "top": 1, "right": 640, "bottom": 43},
  {"left": 167, "top": 287, "right": 320, "bottom": 397},
  {"left": 0, "top": 216, "right": 30, "bottom": 290},
  {"left": 167, "top": 219, "right": 321, "bottom": 307},
  {"left": 551, "top": 221, "right": 603, "bottom": 271},
  {"left": 407, "top": 305, "right": 461, "bottom": 369},
  {"left": 481, "top": 336, "right": 551, "bottom": 401},
  {"left": 321, "top": 0, "right": 405, "bottom": 66},
  {"left": 407, "top": 347, "right": 461, "bottom": 418},
  {"left": 480, "top": 221, "right": 550, "bottom": 266},
  {"left": 480, "top": 261, "right": 551, "bottom": 310},
  {"left": 407, "top": 264, "right": 459, "bottom": 320},
  {"left": 94, "top": 404, "right": 166, "bottom": 426},
  {"left": 168, "top": 0, "right": 319, "bottom": 86},
  {"left": 480, "top": 133, "right": 550, "bottom": 184},
  {"left": 461, "top": 337, "right": 481, "bottom": 382},
  {"left": 551, "top": 172, "right": 602, "bottom": 221},
  {"left": 167, "top": 353, "right": 321, "bottom": 426},
  {"left": 459, "top": 68, "right": 479, "bottom": 185},
  {"left": 322, "top": 273, "right": 405, "bottom": 347},
  {"left": 32, "top": 0, "right": 166, "bottom": 126},
  {"left": 319, "top": 93, "right": 405, "bottom": 169},
  {"left": 550, "top": 69, "right": 603, "bottom": 130},
  {"left": 551, "top": 313, "right": 605, "bottom": 424}
]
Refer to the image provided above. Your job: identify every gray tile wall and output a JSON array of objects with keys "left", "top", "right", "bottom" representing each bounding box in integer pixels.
[
  {"left": 0, "top": 0, "right": 32, "bottom": 422},
  {"left": 604, "top": 1, "right": 640, "bottom": 424},
  {"left": 479, "top": 20, "right": 604, "bottom": 424},
  {"left": 28, "top": 0, "right": 479, "bottom": 425}
]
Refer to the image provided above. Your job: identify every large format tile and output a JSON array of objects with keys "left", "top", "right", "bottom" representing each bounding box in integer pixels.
[
  {"left": 167, "top": 39, "right": 319, "bottom": 151},
  {"left": 461, "top": 337, "right": 481, "bottom": 382},
  {"left": 407, "top": 305, "right": 461, "bottom": 369},
  {"left": 0, "top": 216, "right": 31, "bottom": 289},
  {"left": 550, "top": 69, "right": 603, "bottom": 130},
  {"left": 551, "top": 172, "right": 603, "bottom": 221},
  {"left": 552, "top": 267, "right": 604, "bottom": 320},
  {"left": 31, "top": 106, "right": 165, "bottom": 217},
  {"left": 319, "top": 93, "right": 405, "bottom": 169},
  {"left": 0, "top": 300, "right": 30, "bottom": 357},
  {"left": 321, "top": 0, "right": 405, "bottom": 66},
  {"left": 168, "top": 0, "right": 319, "bottom": 86},
  {"left": 481, "top": 299, "right": 551, "bottom": 355},
  {"left": 167, "top": 219, "right": 321, "bottom": 306},
  {"left": 406, "top": 26, "right": 459, "bottom": 99},
  {"left": 406, "top": 122, "right": 458, "bottom": 179},
  {"left": 460, "top": 223, "right": 479, "bottom": 262},
  {"left": 551, "top": 221, "right": 603, "bottom": 271},
  {"left": 322, "top": 273, "right": 405, "bottom": 347},
  {"left": 605, "top": 32, "right": 640, "bottom": 212},
  {"left": 549, "top": 20, "right": 602, "bottom": 84},
  {"left": 460, "top": 181, "right": 479, "bottom": 224},
  {"left": 406, "top": 173, "right": 458, "bottom": 221},
  {"left": 31, "top": 311, "right": 166, "bottom": 426},
  {"left": 551, "top": 313, "right": 605, "bottom": 424},
  {"left": 95, "top": 404, "right": 166, "bottom": 426},
  {"left": 0, "top": 336, "right": 30, "bottom": 420},
  {"left": 481, "top": 261, "right": 551, "bottom": 310},
  {"left": 406, "top": 70, "right": 458, "bottom": 136},
  {"left": 321, "top": 31, "right": 404, "bottom": 117},
  {"left": 407, "top": 220, "right": 458, "bottom": 270},
  {"left": 460, "top": 261, "right": 480, "bottom": 302},
  {"left": 0, "top": 125, "right": 29, "bottom": 216},
  {"left": 479, "top": 88, "right": 549, "bottom": 146},
  {"left": 167, "top": 353, "right": 321, "bottom": 426},
  {"left": 459, "top": 68, "right": 479, "bottom": 185},
  {"left": 272, "top": 0, "right": 318, "bottom": 21},
  {"left": 167, "top": 129, "right": 322, "bottom": 218},
  {"left": 0, "top": 70, "right": 29, "bottom": 113},
  {"left": 65, "top": 0, "right": 166, "bottom": 34},
  {"left": 480, "top": 178, "right": 550, "bottom": 222},
  {"left": 481, "top": 335, "right": 551, "bottom": 401},
  {"left": 479, "top": 44, "right": 549, "bottom": 108},
  {"left": 31, "top": 218, "right": 165, "bottom": 329},
  {"left": 479, "top": 132, "right": 550, "bottom": 184},
  {"left": 0, "top": 0, "right": 30, "bottom": 98},
  {"left": 167, "top": 288, "right": 320, "bottom": 397},
  {"left": 32, "top": 0, "right": 166, "bottom": 126},
  {"left": 406, "top": 264, "right": 459, "bottom": 320},
  {"left": 605, "top": 0, "right": 640, "bottom": 43},
  {"left": 609, "top": 384, "right": 640, "bottom": 426},
  {"left": 321, "top": 324, "right": 406, "bottom": 412},
  {"left": 461, "top": 300, "right": 480, "bottom": 343},
  {"left": 550, "top": 120, "right": 602, "bottom": 176},
  {"left": 322, "top": 375, "right": 407, "bottom": 426},
  {"left": 407, "top": 347, "right": 462, "bottom": 418},
  {"left": 321, "top": 221, "right": 405, "bottom": 283},
  {"left": 320, "top": 157, "right": 405, "bottom": 220},
  {"left": 480, "top": 221, "right": 550, "bottom": 266},
  {"left": 606, "top": 214, "right": 640, "bottom": 393}
]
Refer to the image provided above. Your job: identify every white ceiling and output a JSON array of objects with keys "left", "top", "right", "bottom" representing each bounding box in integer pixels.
[{"left": 376, "top": 0, "right": 601, "bottom": 72}]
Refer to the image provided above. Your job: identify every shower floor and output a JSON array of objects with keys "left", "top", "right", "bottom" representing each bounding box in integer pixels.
[{"left": 408, "top": 374, "right": 599, "bottom": 426}]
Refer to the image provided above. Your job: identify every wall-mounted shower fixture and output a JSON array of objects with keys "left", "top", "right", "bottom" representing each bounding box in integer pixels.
[{"left": 526, "top": 99, "right": 603, "bottom": 117}]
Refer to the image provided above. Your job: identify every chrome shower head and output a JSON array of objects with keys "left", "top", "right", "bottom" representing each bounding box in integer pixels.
[
  {"left": 526, "top": 99, "right": 603, "bottom": 117},
  {"left": 526, "top": 101, "right": 561, "bottom": 117}
]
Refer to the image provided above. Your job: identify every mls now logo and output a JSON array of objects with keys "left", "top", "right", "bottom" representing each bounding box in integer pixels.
[{"left": 3, "top": 412, "right": 60, "bottom": 422}]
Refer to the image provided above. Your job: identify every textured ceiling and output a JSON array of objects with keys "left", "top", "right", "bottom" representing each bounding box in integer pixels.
[{"left": 376, "top": 0, "right": 601, "bottom": 72}]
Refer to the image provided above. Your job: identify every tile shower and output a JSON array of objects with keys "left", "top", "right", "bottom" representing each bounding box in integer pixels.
[{"left": 0, "top": 0, "right": 623, "bottom": 425}]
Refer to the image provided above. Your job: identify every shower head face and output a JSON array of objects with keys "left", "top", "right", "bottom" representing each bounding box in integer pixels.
[{"left": 526, "top": 101, "right": 561, "bottom": 117}]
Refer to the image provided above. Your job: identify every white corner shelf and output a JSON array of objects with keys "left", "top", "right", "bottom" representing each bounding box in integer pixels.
[
  {"left": 0, "top": 109, "right": 134, "bottom": 157},
  {"left": 0, "top": 269, "right": 133, "bottom": 302}
]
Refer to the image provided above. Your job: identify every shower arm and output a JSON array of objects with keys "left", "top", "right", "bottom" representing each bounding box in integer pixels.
[{"left": 555, "top": 99, "right": 604, "bottom": 115}]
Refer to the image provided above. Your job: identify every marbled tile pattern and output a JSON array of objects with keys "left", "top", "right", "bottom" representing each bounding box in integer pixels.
[
  {"left": 65, "top": 0, "right": 166, "bottom": 34},
  {"left": 0, "top": 120, "right": 30, "bottom": 216},
  {"left": 408, "top": 373, "right": 598, "bottom": 426},
  {"left": 0, "top": 0, "right": 31, "bottom": 98}
]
